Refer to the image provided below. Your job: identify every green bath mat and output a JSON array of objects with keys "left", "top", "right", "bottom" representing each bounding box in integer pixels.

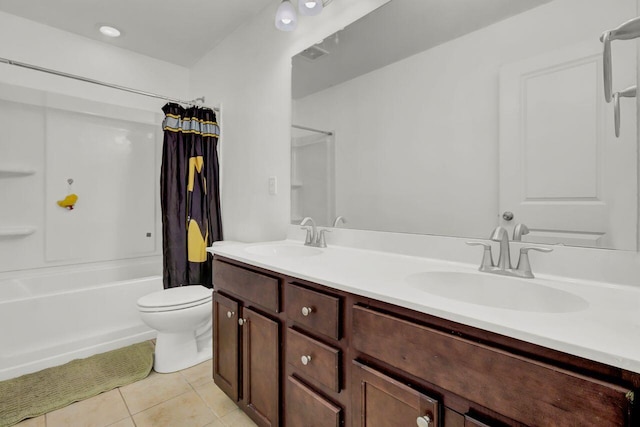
[{"left": 0, "top": 341, "right": 154, "bottom": 427}]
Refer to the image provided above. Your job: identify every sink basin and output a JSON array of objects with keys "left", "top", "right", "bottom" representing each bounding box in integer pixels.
[
  {"left": 244, "top": 244, "right": 322, "bottom": 257},
  {"left": 405, "top": 271, "right": 588, "bottom": 313}
]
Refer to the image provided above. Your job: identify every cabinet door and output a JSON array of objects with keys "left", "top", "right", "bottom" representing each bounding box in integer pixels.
[
  {"left": 241, "top": 307, "right": 280, "bottom": 427},
  {"left": 213, "top": 292, "right": 239, "bottom": 401},
  {"left": 352, "top": 361, "right": 439, "bottom": 427}
]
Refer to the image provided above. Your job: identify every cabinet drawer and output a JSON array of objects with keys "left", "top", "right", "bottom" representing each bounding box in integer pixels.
[
  {"left": 213, "top": 259, "right": 280, "bottom": 313},
  {"left": 352, "top": 361, "right": 439, "bottom": 427},
  {"left": 464, "top": 415, "right": 494, "bottom": 427},
  {"left": 352, "top": 305, "right": 633, "bottom": 427},
  {"left": 285, "top": 283, "right": 340, "bottom": 340},
  {"left": 287, "top": 328, "right": 341, "bottom": 393},
  {"left": 286, "top": 376, "right": 342, "bottom": 427}
]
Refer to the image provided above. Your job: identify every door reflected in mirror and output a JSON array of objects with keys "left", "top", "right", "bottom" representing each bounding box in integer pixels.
[{"left": 291, "top": 0, "right": 638, "bottom": 250}]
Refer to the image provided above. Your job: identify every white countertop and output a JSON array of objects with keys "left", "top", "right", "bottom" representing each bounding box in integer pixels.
[{"left": 208, "top": 240, "right": 640, "bottom": 374}]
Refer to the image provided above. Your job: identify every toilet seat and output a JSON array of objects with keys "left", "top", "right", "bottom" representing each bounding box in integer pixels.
[{"left": 137, "top": 286, "right": 212, "bottom": 313}]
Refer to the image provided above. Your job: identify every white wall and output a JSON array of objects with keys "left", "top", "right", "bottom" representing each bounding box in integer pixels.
[
  {"left": 0, "top": 11, "right": 189, "bottom": 110},
  {"left": 189, "top": 0, "right": 388, "bottom": 242},
  {"left": 294, "top": 0, "right": 636, "bottom": 238},
  {"left": 0, "top": 12, "right": 189, "bottom": 273}
]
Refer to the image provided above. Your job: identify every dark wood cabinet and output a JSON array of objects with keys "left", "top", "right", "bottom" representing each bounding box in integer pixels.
[
  {"left": 286, "top": 328, "right": 341, "bottom": 393},
  {"left": 464, "top": 415, "right": 498, "bottom": 427},
  {"left": 284, "top": 282, "right": 347, "bottom": 427},
  {"left": 241, "top": 307, "right": 280, "bottom": 427},
  {"left": 351, "top": 361, "right": 440, "bottom": 427},
  {"left": 213, "top": 255, "right": 639, "bottom": 427},
  {"left": 351, "top": 305, "right": 633, "bottom": 427},
  {"left": 212, "top": 259, "right": 282, "bottom": 427},
  {"left": 285, "top": 282, "right": 341, "bottom": 340},
  {"left": 213, "top": 292, "right": 239, "bottom": 401},
  {"left": 286, "top": 375, "right": 342, "bottom": 427}
]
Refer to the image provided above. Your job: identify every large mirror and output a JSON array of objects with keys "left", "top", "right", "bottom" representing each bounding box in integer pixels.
[{"left": 291, "top": 0, "right": 638, "bottom": 250}]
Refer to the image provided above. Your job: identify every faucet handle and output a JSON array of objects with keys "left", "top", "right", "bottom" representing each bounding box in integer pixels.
[
  {"left": 520, "top": 246, "right": 553, "bottom": 254},
  {"left": 466, "top": 241, "right": 495, "bottom": 272},
  {"left": 316, "top": 228, "right": 331, "bottom": 248},
  {"left": 515, "top": 246, "right": 553, "bottom": 278}
]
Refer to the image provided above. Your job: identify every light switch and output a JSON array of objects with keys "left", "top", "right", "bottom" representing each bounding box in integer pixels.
[{"left": 268, "top": 176, "right": 278, "bottom": 195}]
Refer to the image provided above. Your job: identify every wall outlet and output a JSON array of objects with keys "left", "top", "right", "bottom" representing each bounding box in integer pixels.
[{"left": 268, "top": 176, "right": 278, "bottom": 195}]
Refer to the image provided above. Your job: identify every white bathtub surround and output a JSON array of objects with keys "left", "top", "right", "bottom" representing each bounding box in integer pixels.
[
  {"left": 0, "top": 10, "right": 186, "bottom": 274},
  {"left": 137, "top": 285, "right": 213, "bottom": 373},
  {"left": 0, "top": 260, "right": 162, "bottom": 381},
  {"left": 208, "top": 230, "right": 640, "bottom": 375}
]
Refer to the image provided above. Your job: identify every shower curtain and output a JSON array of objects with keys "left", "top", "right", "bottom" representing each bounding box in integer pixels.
[{"left": 160, "top": 103, "right": 222, "bottom": 289}]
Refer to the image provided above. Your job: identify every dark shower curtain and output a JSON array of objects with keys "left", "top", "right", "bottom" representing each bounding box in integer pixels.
[{"left": 160, "top": 103, "right": 222, "bottom": 289}]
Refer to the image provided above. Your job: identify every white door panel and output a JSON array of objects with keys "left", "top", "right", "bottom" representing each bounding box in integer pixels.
[{"left": 500, "top": 41, "right": 637, "bottom": 250}]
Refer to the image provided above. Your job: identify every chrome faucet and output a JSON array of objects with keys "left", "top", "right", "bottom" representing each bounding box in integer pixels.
[
  {"left": 333, "top": 216, "right": 347, "bottom": 227},
  {"left": 467, "top": 226, "right": 552, "bottom": 278},
  {"left": 300, "top": 217, "right": 316, "bottom": 245},
  {"left": 490, "top": 226, "right": 512, "bottom": 271},
  {"left": 300, "top": 217, "right": 329, "bottom": 248},
  {"left": 513, "top": 223, "right": 530, "bottom": 241}
]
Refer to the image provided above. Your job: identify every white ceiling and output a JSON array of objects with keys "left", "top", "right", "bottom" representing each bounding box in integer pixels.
[{"left": 0, "top": 0, "right": 275, "bottom": 67}]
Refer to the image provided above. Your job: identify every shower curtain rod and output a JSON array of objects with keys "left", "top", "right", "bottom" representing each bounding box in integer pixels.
[
  {"left": 0, "top": 56, "right": 219, "bottom": 112},
  {"left": 292, "top": 124, "right": 333, "bottom": 136}
]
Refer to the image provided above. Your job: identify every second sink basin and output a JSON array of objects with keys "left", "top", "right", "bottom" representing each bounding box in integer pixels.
[
  {"left": 244, "top": 243, "right": 323, "bottom": 257},
  {"left": 405, "top": 271, "right": 588, "bottom": 313}
]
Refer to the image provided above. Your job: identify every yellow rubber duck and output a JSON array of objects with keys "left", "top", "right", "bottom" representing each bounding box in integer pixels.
[{"left": 57, "top": 194, "right": 78, "bottom": 210}]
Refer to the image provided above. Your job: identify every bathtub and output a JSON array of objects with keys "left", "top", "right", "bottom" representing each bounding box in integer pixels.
[{"left": 0, "top": 260, "right": 163, "bottom": 381}]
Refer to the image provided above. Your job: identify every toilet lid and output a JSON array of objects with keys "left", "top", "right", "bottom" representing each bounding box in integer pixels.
[{"left": 137, "top": 285, "right": 212, "bottom": 311}]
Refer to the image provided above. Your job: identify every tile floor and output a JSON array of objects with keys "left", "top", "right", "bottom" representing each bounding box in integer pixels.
[{"left": 14, "top": 359, "right": 257, "bottom": 427}]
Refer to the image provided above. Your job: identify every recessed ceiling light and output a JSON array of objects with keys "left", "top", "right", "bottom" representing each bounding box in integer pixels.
[{"left": 99, "top": 25, "right": 121, "bottom": 38}]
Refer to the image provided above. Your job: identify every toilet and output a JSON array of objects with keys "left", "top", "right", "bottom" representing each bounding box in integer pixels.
[{"left": 137, "top": 285, "right": 213, "bottom": 373}]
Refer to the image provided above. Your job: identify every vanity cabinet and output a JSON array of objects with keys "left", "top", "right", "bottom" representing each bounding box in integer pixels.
[
  {"left": 286, "top": 376, "right": 342, "bottom": 427},
  {"left": 351, "top": 361, "right": 439, "bottom": 427},
  {"left": 212, "top": 292, "right": 239, "bottom": 400},
  {"left": 212, "top": 256, "right": 638, "bottom": 427},
  {"left": 285, "top": 283, "right": 341, "bottom": 340},
  {"left": 284, "top": 282, "right": 346, "bottom": 426},
  {"left": 351, "top": 305, "right": 634, "bottom": 426},
  {"left": 212, "top": 259, "right": 282, "bottom": 427}
]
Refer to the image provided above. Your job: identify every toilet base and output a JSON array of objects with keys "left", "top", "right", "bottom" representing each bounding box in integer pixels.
[{"left": 153, "top": 331, "right": 212, "bottom": 373}]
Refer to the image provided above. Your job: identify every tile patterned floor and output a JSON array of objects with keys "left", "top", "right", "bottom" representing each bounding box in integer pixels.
[{"left": 14, "top": 359, "right": 257, "bottom": 427}]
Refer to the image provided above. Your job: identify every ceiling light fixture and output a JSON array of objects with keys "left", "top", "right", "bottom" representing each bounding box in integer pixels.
[
  {"left": 298, "top": 0, "right": 322, "bottom": 16},
  {"left": 276, "top": 0, "right": 332, "bottom": 31},
  {"left": 275, "top": 0, "right": 298, "bottom": 32},
  {"left": 99, "top": 25, "right": 121, "bottom": 38}
]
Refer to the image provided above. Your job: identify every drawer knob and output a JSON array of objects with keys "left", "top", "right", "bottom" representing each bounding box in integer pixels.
[
  {"left": 301, "top": 306, "right": 314, "bottom": 316},
  {"left": 238, "top": 318, "right": 248, "bottom": 326},
  {"left": 226, "top": 311, "right": 235, "bottom": 319},
  {"left": 416, "top": 415, "right": 432, "bottom": 427},
  {"left": 301, "top": 355, "right": 312, "bottom": 366}
]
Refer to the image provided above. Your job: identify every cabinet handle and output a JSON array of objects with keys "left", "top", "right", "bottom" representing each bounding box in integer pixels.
[
  {"left": 300, "top": 355, "right": 312, "bottom": 366},
  {"left": 301, "top": 306, "right": 314, "bottom": 316},
  {"left": 226, "top": 311, "right": 235, "bottom": 319},
  {"left": 416, "top": 415, "right": 432, "bottom": 427},
  {"left": 238, "top": 318, "right": 248, "bottom": 326}
]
